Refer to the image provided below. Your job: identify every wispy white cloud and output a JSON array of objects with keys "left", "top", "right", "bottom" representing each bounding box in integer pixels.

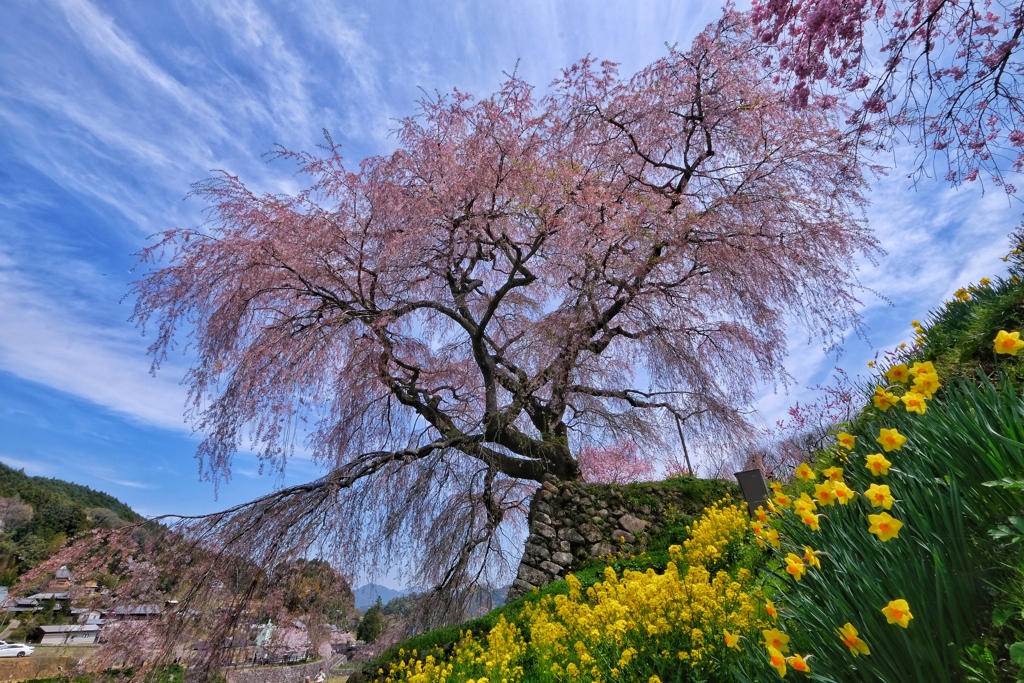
[{"left": 0, "top": 261, "right": 191, "bottom": 432}]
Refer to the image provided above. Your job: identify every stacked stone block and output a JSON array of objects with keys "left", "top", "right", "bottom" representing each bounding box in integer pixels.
[{"left": 507, "top": 475, "right": 734, "bottom": 601}]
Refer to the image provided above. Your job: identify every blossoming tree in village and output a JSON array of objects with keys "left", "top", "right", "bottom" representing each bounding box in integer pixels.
[{"left": 130, "top": 10, "right": 873, "bottom": 640}]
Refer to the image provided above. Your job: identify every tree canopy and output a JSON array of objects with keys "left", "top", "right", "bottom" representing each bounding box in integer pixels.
[
  {"left": 752, "top": 0, "right": 1024, "bottom": 191},
  {"left": 132, "top": 11, "right": 874, "bottom": 625}
]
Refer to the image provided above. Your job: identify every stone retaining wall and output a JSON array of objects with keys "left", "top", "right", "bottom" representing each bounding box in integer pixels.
[
  {"left": 225, "top": 656, "right": 343, "bottom": 683},
  {"left": 507, "top": 475, "right": 736, "bottom": 601}
]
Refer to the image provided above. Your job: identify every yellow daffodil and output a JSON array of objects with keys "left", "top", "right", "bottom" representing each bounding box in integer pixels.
[
  {"left": 872, "top": 387, "right": 901, "bottom": 410},
  {"left": 832, "top": 480, "right": 855, "bottom": 504},
  {"left": 774, "top": 492, "right": 792, "bottom": 509},
  {"left": 794, "top": 493, "right": 817, "bottom": 515},
  {"left": 724, "top": 629, "right": 741, "bottom": 650},
  {"left": 980, "top": 277, "right": 991, "bottom": 286},
  {"left": 770, "top": 481, "right": 783, "bottom": 492},
  {"left": 767, "top": 499, "right": 778, "bottom": 514},
  {"left": 884, "top": 364, "right": 909, "bottom": 383},
  {"left": 912, "top": 372, "right": 941, "bottom": 397},
  {"left": 901, "top": 391, "right": 928, "bottom": 415},
  {"left": 814, "top": 481, "right": 837, "bottom": 506},
  {"left": 865, "top": 483, "right": 895, "bottom": 510},
  {"left": 799, "top": 512, "right": 821, "bottom": 531},
  {"left": 882, "top": 599, "right": 913, "bottom": 628},
  {"left": 865, "top": 453, "right": 892, "bottom": 476},
  {"left": 766, "top": 527, "right": 781, "bottom": 548},
  {"left": 795, "top": 462, "right": 816, "bottom": 481},
  {"left": 751, "top": 520, "right": 765, "bottom": 535},
  {"left": 911, "top": 320, "right": 920, "bottom": 328},
  {"left": 822, "top": 466, "right": 843, "bottom": 481},
  {"left": 900, "top": 342, "right": 907, "bottom": 349},
  {"left": 868, "top": 511, "right": 903, "bottom": 541},
  {"left": 787, "top": 654, "right": 811, "bottom": 674},
  {"left": 867, "top": 360, "right": 875, "bottom": 368},
  {"left": 995, "top": 330, "right": 1024, "bottom": 356},
  {"left": 762, "top": 628, "right": 790, "bottom": 653},
  {"left": 755, "top": 506, "right": 770, "bottom": 522},
  {"left": 837, "top": 623, "right": 870, "bottom": 656},
  {"left": 909, "top": 361, "right": 936, "bottom": 377},
  {"left": 876, "top": 428, "right": 907, "bottom": 452},
  {"left": 768, "top": 646, "right": 787, "bottom": 677},
  {"left": 803, "top": 545, "right": 822, "bottom": 569},
  {"left": 785, "top": 553, "right": 807, "bottom": 581},
  {"left": 836, "top": 432, "right": 856, "bottom": 450},
  {"left": 954, "top": 287, "right": 970, "bottom": 301},
  {"left": 765, "top": 599, "right": 778, "bottom": 621}
]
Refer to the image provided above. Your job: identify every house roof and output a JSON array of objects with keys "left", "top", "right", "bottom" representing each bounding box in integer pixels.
[
  {"left": 27, "top": 592, "right": 69, "bottom": 601},
  {"left": 106, "top": 604, "right": 161, "bottom": 616},
  {"left": 39, "top": 624, "right": 100, "bottom": 633},
  {"left": 54, "top": 566, "right": 72, "bottom": 580}
]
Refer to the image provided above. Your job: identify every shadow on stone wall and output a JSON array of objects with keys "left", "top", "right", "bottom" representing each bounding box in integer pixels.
[{"left": 507, "top": 475, "right": 738, "bottom": 601}]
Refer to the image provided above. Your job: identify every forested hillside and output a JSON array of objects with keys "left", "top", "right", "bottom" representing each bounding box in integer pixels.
[{"left": 0, "top": 462, "right": 140, "bottom": 584}]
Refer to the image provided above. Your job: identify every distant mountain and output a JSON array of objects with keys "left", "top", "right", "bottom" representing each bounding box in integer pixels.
[{"left": 354, "top": 583, "right": 408, "bottom": 611}]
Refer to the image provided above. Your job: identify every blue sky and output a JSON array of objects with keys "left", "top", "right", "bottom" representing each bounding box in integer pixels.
[{"left": 0, "top": 0, "right": 1019, "bottom": 525}]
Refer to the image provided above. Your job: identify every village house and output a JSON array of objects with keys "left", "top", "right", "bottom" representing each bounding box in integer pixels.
[
  {"left": 35, "top": 624, "right": 101, "bottom": 645},
  {"left": 46, "top": 566, "right": 72, "bottom": 592}
]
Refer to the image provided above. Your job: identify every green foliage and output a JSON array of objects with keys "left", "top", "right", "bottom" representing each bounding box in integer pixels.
[
  {"left": 913, "top": 272, "right": 1024, "bottom": 382},
  {"left": 357, "top": 597, "right": 387, "bottom": 644},
  {"left": 0, "top": 462, "right": 140, "bottom": 582}
]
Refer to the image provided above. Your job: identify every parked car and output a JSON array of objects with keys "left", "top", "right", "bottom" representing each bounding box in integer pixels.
[{"left": 0, "top": 643, "right": 33, "bottom": 657}]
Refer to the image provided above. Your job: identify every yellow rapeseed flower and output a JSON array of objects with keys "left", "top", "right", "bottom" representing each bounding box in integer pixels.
[
  {"left": 868, "top": 511, "right": 903, "bottom": 541},
  {"left": 876, "top": 428, "right": 906, "bottom": 452},
  {"left": 837, "top": 623, "right": 870, "bottom": 656},
  {"left": 865, "top": 453, "right": 892, "bottom": 476},
  {"left": 881, "top": 599, "right": 913, "bottom": 628},
  {"left": 994, "top": 330, "right": 1024, "bottom": 356}
]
